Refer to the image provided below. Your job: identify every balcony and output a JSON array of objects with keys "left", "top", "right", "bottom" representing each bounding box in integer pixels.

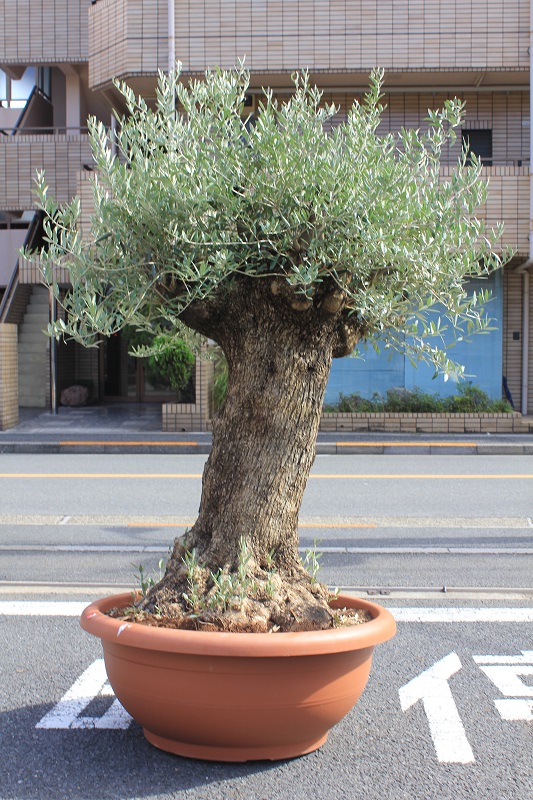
[
  {"left": 0, "top": 1, "right": 90, "bottom": 66},
  {"left": 89, "top": 0, "right": 167, "bottom": 91},
  {"left": 89, "top": 0, "right": 529, "bottom": 92},
  {"left": 0, "top": 131, "right": 92, "bottom": 212}
]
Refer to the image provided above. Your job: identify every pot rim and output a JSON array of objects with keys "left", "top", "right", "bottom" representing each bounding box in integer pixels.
[{"left": 80, "top": 592, "right": 396, "bottom": 657}]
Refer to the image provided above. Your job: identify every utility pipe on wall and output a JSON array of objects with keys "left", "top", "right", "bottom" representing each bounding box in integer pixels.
[
  {"left": 168, "top": 0, "right": 175, "bottom": 75},
  {"left": 519, "top": 0, "right": 533, "bottom": 415}
]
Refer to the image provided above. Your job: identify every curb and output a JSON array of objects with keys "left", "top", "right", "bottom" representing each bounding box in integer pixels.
[{"left": 0, "top": 439, "right": 532, "bottom": 455}]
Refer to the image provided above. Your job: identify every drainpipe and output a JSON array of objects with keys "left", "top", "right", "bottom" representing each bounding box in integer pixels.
[
  {"left": 513, "top": 0, "right": 533, "bottom": 416},
  {"left": 168, "top": 0, "right": 175, "bottom": 74},
  {"left": 168, "top": 0, "right": 176, "bottom": 118}
]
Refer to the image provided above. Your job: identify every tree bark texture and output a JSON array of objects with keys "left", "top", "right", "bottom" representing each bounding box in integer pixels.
[{"left": 141, "top": 275, "right": 363, "bottom": 631}]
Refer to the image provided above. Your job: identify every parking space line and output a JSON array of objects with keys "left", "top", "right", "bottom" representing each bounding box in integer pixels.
[{"left": 2, "top": 603, "right": 533, "bottom": 621}]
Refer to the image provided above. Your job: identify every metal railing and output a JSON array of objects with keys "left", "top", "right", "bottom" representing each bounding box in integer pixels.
[
  {"left": 0, "top": 125, "right": 90, "bottom": 135},
  {"left": 0, "top": 212, "right": 43, "bottom": 323}
]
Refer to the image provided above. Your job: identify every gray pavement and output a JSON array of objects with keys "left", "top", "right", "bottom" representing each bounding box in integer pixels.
[
  {"left": 1, "top": 442, "right": 531, "bottom": 798},
  {"left": 1, "top": 404, "right": 533, "bottom": 455}
]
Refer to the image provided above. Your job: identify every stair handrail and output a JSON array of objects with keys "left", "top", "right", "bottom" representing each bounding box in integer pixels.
[{"left": 0, "top": 211, "right": 43, "bottom": 323}]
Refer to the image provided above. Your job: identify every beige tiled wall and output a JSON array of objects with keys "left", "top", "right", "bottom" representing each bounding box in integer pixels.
[
  {"left": 88, "top": 0, "right": 528, "bottom": 87},
  {"left": 0, "top": 0, "right": 90, "bottom": 64},
  {"left": 455, "top": 166, "right": 529, "bottom": 256},
  {"left": 89, "top": 0, "right": 167, "bottom": 89},
  {"left": 0, "top": 135, "right": 92, "bottom": 212},
  {"left": 0, "top": 324, "right": 18, "bottom": 429}
]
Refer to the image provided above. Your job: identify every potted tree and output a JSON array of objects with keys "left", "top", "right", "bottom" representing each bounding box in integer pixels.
[{"left": 33, "top": 65, "right": 508, "bottom": 761}]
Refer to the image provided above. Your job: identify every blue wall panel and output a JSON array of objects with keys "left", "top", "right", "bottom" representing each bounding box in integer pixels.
[{"left": 324, "top": 272, "right": 503, "bottom": 404}]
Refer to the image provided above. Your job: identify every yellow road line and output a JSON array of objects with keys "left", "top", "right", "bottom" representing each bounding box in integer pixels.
[
  {"left": 60, "top": 441, "right": 198, "bottom": 447},
  {"left": 336, "top": 441, "right": 477, "bottom": 447},
  {"left": 0, "top": 473, "right": 203, "bottom": 478},
  {"left": 0, "top": 473, "right": 531, "bottom": 479},
  {"left": 310, "top": 474, "right": 533, "bottom": 479}
]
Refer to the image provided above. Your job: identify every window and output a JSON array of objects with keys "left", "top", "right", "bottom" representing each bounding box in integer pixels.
[{"left": 461, "top": 129, "right": 492, "bottom": 166}]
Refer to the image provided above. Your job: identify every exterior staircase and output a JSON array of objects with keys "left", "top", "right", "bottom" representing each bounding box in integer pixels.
[{"left": 18, "top": 285, "right": 49, "bottom": 407}]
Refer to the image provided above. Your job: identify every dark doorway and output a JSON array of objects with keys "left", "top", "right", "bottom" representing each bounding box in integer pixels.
[{"left": 102, "top": 330, "right": 187, "bottom": 403}]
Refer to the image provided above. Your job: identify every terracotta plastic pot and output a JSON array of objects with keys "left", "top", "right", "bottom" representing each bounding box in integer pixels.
[{"left": 80, "top": 592, "right": 396, "bottom": 762}]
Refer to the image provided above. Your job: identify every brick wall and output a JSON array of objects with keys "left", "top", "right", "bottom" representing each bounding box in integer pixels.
[
  {"left": 0, "top": 0, "right": 90, "bottom": 64},
  {"left": 89, "top": 0, "right": 166, "bottom": 89},
  {"left": 162, "top": 404, "right": 529, "bottom": 434},
  {"left": 319, "top": 411, "right": 529, "bottom": 433},
  {"left": 88, "top": 0, "right": 528, "bottom": 87},
  {"left": 0, "top": 135, "right": 92, "bottom": 213}
]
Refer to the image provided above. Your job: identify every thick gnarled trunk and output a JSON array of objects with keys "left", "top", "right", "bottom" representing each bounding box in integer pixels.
[
  {"left": 141, "top": 276, "right": 362, "bottom": 631},
  {"left": 184, "top": 308, "right": 333, "bottom": 570}
]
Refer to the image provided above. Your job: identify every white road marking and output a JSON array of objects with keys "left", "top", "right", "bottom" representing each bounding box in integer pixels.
[
  {"left": 0, "top": 601, "right": 88, "bottom": 615},
  {"left": 35, "top": 659, "right": 132, "bottom": 730},
  {"left": 494, "top": 699, "right": 533, "bottom": 721},
  {"left": 477, "top": 666, "right": 533, "bottom": 697},
  {"left": 392, "top": 608, "right": 533, "bottom": 622},
  {"left": 473, "top": 651, "right": 533, "bottom": 664},
  {"left": 2, "top": 603, "right": 533, "bottom": 621},
  {"left": 473, "top": 651, "right": 533, "bottom": 722},
  {"left": 2, "top": 543, "right": 532, "bottom": 555},
  {"left": 399, "top": 652, "right": 475, "bottom": 764}
]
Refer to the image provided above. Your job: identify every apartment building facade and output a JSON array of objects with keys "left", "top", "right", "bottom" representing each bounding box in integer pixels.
[{"left": 0, "top": 0, "right": 531, "bottom": 429}]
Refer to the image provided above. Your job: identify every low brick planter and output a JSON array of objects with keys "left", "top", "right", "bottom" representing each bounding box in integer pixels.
[
  {"left": 162, "top": 402, "right": 215, "bottom": 432},
  {"left": 162, "top": 404, "right": 531, "bottom": 434},
  {"left": 319, "top": 411, "right": 529, "bottom": 434}
]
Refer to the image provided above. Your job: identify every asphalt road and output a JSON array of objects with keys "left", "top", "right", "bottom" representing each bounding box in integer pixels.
[
  {"left": 1, "top": 452, "right": 531, "bottom": 591},
  {"left": 0, "top": 452, "right": 531, "bottom": 518},
  {"left": 0, "top": 452, "right": 532, "bottom": 800}
]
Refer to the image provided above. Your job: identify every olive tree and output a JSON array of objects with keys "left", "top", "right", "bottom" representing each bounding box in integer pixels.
[{"left": 34, "top": 65, "right": 508, "bottom": 631}]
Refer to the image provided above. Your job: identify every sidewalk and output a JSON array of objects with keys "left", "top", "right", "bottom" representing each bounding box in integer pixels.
[{"left": 1, "top": 404, "right": 532, "bottom": 454}]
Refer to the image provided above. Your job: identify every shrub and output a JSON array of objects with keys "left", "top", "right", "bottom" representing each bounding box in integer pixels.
[
  {"left": 146, "top": 337, "right": 195, "bottom": 392},
  {"left": 124, "top": 328, "right": 196, "bottom": 396},
  {"left": 324, "top": 384, "right": 513, "bottom": 414},
  {"left": 444, "top": 383, "right": 511, "bottom": 413},
  {"left": 383, "top": 387, "right": 446, "bottom": 413}
]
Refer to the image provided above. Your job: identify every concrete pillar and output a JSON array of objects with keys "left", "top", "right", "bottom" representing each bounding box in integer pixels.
[
  {"left": 0, "top": 323, "right": 19, "bottom": 430},
  {"left": 65, "top": 73, "right": 81, "bottom": 133},
  {"left": 195, "top": 350, "right": 215, "bottom": 429},
  {"left": 161, "top": 349, "right": 215, "bottom": 433}
]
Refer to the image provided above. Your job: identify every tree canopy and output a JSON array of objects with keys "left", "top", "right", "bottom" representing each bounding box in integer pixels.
[
  {"left": 30, "top": 65, "right": 515, "bottom": 632},
  {"left": 34, "top": 64, "right": 510, "bottom": 377}
]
